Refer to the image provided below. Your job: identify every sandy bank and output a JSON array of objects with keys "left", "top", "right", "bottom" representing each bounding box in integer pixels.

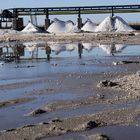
[{"left": 0, "top": 32, "right": 140, "bottom": 44}]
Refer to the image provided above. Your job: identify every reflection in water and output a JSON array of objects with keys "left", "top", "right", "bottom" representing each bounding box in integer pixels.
[
  {"left": 78, "top": 43, "right": 83, "bottom": 59},
  {"left": 45, "top": 46, "right": 51, "bottom": 61},
  {"left": 82, "top": 43, "right": 97, "bottom": 52},
  {"left": 0, "top": 41, "right": 128, "bottom": 62},
  {"left": 99, "top": 44, "right": 126, "bottom": 56}
]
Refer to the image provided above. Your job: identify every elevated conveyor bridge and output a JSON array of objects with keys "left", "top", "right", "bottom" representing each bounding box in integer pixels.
[{"left": 1, "top": 4, "right": 140, "bottom": 29}]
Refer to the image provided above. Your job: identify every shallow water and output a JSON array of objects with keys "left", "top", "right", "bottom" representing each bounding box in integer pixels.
[{"left": 0, "top": 41, "right": 140, "bottom": 131}]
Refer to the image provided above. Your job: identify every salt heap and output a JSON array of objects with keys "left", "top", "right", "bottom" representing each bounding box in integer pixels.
[
  {"left": 114, "top": 16, "right": 134, "bottom": 32},
  {"left": 81, "top": 19, "right": 97, "bottom": 32},
  {"left": 94, "top": 16, "right": 134, "bottom": 32},
  {"left": 47, "top": 18, "right": 78, "bottom": 33},
  {"left": 95, "top": 16, "right": 114, "bottom": 32},
  {"left": 21, "top": 22, "right": 40, "bottom": 33}
]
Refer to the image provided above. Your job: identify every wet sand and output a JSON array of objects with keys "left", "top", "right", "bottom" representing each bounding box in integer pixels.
[
  {"left": 0, "top": 97, "right": 35, "bottom": 108},
  {"left": 0, "top": 33, "right": 140, "bottom": 139}
]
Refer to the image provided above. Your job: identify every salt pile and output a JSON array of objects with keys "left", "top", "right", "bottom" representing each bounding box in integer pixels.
[
  {"left": 95, "top": 16, "right": 114, "bottom": 32},
  {"left": 94, "top": 16, "right": 134, "bottom": 32},
  {"left": 81, "top": 19, "right": 97, "bottom": 32},
  {"left": 114, "top": 16, "right": 134, "bottom": 32},
  {"left": 21, "top": 22, "right": 40, "bottom": 33},
  {"left": 47, "top": 18, "right": 78, "bottom": 33}
]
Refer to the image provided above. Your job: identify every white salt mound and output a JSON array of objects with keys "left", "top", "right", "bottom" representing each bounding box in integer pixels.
[
  {"left": 93, "top": 16, "right": 135, "bottom": 32},
  {"left": 21, "top": 22, "right": 40, "bottom": 33},
  {"left": 47, "top": 18, "right": 78, "bottom": 33},
  {"left": 114, "top": 16, "right": 135, "bottom": 32},
  {"left": 95, "top": 16, "right": 114, "bottom": 32},
  {"left": 81, "top": 19, "right": 97, "bottom": 32}
]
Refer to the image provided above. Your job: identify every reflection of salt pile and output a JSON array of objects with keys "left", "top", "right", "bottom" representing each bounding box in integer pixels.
[
  {"left": 99, "top": 44, "right": 114, "bottom": 55},
  {"left": 21, "top": 22, "right": 40, "bottom": 33},
  {"left": 114, "top": 16, "right": 134, "bottom": 32},
  {"left": 82, "top": 43, "right": 97, "bottom": 52},
  {"left": 114, "top": 44, "right": 126, "bottom": 53},
  {"left": 49, "top": 43, "right": 66, "bottom": 55},
  {"left": 95, "top": 16, "right": 114, "bottom": 32},
  {"left": 47, "top": 18, "right": 78, "bottom": 33},
  {"left": 65, "top": 43, "right": 77, "bottom": 52},
  {"left": 99, "top": 44, "right": 126, "bottom": 55},
  {"left": 81, "top": 19, "right": 97, "bottom": 32}
]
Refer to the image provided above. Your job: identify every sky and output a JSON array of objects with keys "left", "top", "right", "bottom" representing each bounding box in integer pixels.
[
  {"left": 0, "top": 0, "right": 139, "bottom": 8},
  {"left": 1, "top": 0, "right": 140, "bottom": 25}
]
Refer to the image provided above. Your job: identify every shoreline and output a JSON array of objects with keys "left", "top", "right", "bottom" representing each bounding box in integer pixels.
[{"left": 0, "top": 31, "right": 140, "bottom": 44}]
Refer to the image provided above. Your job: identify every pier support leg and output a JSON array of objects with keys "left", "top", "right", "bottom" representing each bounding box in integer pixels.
[
  {"left": 111, "top": 7, "right": 114, "bottom": 17},
  {"left": 12, "top": 18, "right": 17, "bottom": 30},
  {"left": 17, "top": 18, "right": 24, "bottom": 30},
  {"left": 45, "top": 18, "right": 50, "bottom": 30},
  {"left": 77, "top": 18, "right": 82, "bottom": 29},
  {"left": 12, "top": 18, "right": 24, "bottom": 30},
  {"left": 0, "top": 20, "right": 1, "bottom": 29}
]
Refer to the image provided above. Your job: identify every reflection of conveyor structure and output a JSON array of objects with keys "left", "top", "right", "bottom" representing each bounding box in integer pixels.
[
  {"left": 0, "top": 41, "right": 127, "bottom": 61},
  {"left": 0, "top": 41, "right": 25, "bottom": 62}
]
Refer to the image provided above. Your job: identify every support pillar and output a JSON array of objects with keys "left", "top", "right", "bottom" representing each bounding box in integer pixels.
[
  {"left": 77, "top": 8, "right": 82, "bottom": 29},
  {"left": 111, "top": 7, "right": 114, "bottom": 17},
  {"left": 77, "top": 18, "right": 82, "bottom": 29},
  {"left": 0, "top": 20, "right": 1, "bottom": 29},
  {"left": 17, "top": 18, "right": 24, "bottom": 30},
  {"left": 12, "top": 18, "right": 18, "bottom": 30},
  {"left": 12, "top": 18, "right": 24, "bottom": 30},
  {"left": 45, "top": 9, "right": 50, "bottom": 30},
  {"left": 45, "top": 18, "right": 50, "bottom": 30},
  {"left": 12, "top": 9, "right": 18, "bottom": 30}
]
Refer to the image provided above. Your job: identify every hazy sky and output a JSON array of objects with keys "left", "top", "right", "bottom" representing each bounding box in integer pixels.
[
  {"left": 1, "top": 0, "right": 140, "bottom": 24},
  {"left": 0, "top": 0, "right": 139, "bottom": 8}
]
